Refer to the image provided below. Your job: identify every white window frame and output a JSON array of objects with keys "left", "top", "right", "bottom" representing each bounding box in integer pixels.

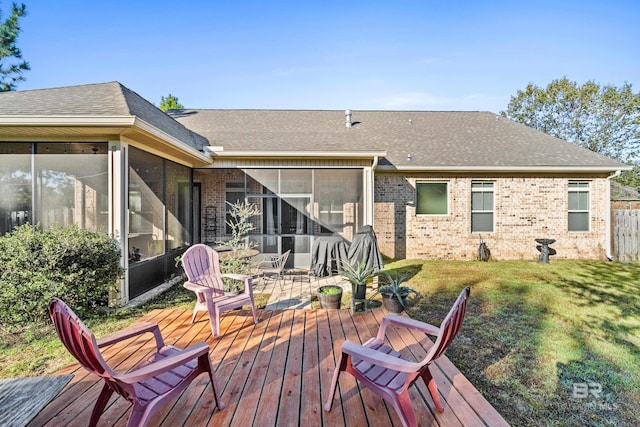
[
  {"left": 471, "top": 181, "right": 495, "bottom": 233},
  {"left": 568, "top": 181, "right": 590, "bottom": 232}
]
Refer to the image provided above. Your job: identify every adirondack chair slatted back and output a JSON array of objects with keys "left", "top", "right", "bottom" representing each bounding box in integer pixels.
[
  {"left": 49, "top": 297, "right": 224, "bottom": 426},
  {"left": 325, "top": 286, "right": 471, "bottom": 423},
  {"left": 424, "top": 286, "right": 470, "bottom": 364},
  {"left": 182, "top": 244, "right": 225, "bottom": 294},
  {"left": 49, "top": 299, "right": 139, "bottom": 401},
  {"left": 49, "top": 298, "right": 111, "bottom": 378},
  {"left": 182, "top": 244, "right": 259, "bottom": 338},
  {"left": 49, "top": 298, "right": 140, "bottom": 403}
]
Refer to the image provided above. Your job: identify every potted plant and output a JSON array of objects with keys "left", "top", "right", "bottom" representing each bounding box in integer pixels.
[
  {"left": 374, "top": 272, "right": 421, "bottom": 313},
  {"left": 317, "top": 285, "right": 343, "bottom": 309},
  {"left": 339, "top": 260, "right": 374, "bottom": 301}
]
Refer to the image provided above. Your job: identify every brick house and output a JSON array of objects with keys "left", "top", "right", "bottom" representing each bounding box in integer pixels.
[{"left": 0, "top": 82, "right": 628, "bottom": 303}]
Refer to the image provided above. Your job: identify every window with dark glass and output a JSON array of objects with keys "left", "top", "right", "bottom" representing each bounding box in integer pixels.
[
  {"left": 225, "top": 182, "right": 245, "bottom": 235},
  {"left": 416, "top": 182, "right": 448, "bottom": 215}
]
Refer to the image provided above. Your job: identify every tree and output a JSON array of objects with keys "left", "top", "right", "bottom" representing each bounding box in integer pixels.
[
  {"left": 159, "top": 93, "right": 184, "bottom": 111},
  {"left": 501, "top": 78, "right": 640, "bottom": 164},
  {"left": 0, "top": 3, "right": 29, "bottom": 92}
]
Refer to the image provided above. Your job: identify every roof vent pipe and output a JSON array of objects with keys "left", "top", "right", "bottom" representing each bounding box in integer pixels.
[{"left": 345, "top": 109, "right": 352, "bottom": 128}]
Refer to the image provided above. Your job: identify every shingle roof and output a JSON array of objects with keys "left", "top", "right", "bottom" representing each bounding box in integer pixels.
[
  {"left": 0, "top": 82, "right": 628, "bottom": 171},
  {"left": 0, "top": 82, "right": 208, "bottom": 150},
  {"left": 170, "top": 109, "right": 625, "bottom": 170}
]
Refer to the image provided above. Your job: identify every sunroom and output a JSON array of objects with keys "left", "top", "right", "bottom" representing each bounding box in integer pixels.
[{"left": 0, "top": 139, "right": 382, "bottom": 304}]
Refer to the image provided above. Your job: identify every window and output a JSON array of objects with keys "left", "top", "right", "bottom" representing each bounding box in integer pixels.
[
  {"left": 225, "top": 182, "right": 245, "bottom": 234},
  {"left": 416, "top": 182, "right": 448, "bottom": 215},
  {"left": 166, "top": 161, "right": 191, "bottom": 250},
  {"left": 0, "top": 143, "right": 32, "bottom": 235},
  {"left": 314, "top": 169, "right": 362, "bottom": 233},
  {"left": 568, "top": 181, "right": 590, "bottom": 231},
  {"left": 128, "top": 147, "right": 165, "bottom": 260},
  {"left": 471, "top": 182, "right": 494, "bottom": 232}
]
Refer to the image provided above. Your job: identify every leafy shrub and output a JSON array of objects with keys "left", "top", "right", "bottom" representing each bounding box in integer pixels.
[{"left": 0, "top": 224, "right": 124, "bottom": 327}]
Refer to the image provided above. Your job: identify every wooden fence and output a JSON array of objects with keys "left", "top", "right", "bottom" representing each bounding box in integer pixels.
[{"left": 612, "top": 210, "right": 640, "bottom": 261}]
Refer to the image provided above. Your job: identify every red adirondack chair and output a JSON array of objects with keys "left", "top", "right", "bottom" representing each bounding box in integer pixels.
[
  {"left": 181, "top": 244, "right": 258, "bottom": 338},
  {"left": 48, "top": 298, "right": 224, "bottom": 427},
  {"left": 324, "top": 287, "right": 471, "bottom": 427}
]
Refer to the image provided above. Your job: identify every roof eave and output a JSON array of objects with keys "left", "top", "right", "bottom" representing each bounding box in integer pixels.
[
  {"left": 132, "top": 117, "right": 211, "bottom": 165},
  {"left": 0, "top": 115, "right": 136, "bottom": 126},
  {"left": 0, "top": 115, "right": 212, "bottom": 167}
]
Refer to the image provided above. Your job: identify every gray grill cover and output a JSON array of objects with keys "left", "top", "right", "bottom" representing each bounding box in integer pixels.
[{"left": 347, "top": 225, "right": 384, "bottom": 273}]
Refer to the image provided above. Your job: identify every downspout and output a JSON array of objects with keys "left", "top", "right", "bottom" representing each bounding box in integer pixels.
[
  {"left": 606, "top": 170, "right": 621, "bottom": 261},
  {"left": 369, "top": 156, "right": 379, "bottom": 227}
]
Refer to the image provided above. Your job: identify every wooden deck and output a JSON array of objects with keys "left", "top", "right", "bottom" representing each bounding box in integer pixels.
[{"left": 30, "top": 308, "right": 509, "bottom": 426}]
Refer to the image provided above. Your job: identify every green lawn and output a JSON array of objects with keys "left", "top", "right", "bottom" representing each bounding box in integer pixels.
[
  {"left": 1, "top": 260, "right": 638, "bottom": 426},
  {"left": 390, "top": 259, "right": 640, "bottom": 427}
]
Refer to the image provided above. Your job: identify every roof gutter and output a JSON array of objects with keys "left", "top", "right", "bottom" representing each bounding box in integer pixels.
[
  {"left": 606, "top": 169, "right": 622, "bottom": 261},
  {"left": 204, "top": 148, "right": 387, "bottom": 159},
  {"left": 377, "top": 165, "right": 633, "bottom": 173}
]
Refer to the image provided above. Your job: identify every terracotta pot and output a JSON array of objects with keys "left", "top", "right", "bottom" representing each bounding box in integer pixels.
[
  {"left": 318, "top": 286, "right": 343, "bottom": 309},
  {"left": 382, "top": 294, "right": 405, "bottom": 313}
]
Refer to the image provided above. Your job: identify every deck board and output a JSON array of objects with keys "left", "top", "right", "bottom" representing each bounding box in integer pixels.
[{"left": 31, "top": 308, "right": 509, "bottom": 427}]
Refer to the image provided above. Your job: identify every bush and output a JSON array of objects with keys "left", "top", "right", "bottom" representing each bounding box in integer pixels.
[{"left": 0, "top": 224, "right": 124, "bottom": 327}]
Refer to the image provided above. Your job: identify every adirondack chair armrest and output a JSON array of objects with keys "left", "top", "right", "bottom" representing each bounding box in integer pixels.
[
  {"left": 377, "top": 315, "right": 440, "bottom": 341},
  {"left": 222, "top": 273, "right": 254, "bottom": 296},
  {"left": 97, "top": 322, "right": 164, "bottom": 350},
  {"left": 222, "top": 273, "right": 252, "bottom": 282},
  {"left": 183, "top": 281, "right": 214, "bottom": 294},
  {"left": 341, "top": 341, "right": 422, "bottom": 373},
  {"left": 119, "top": 342, "right": 211, "bottom": 384}
]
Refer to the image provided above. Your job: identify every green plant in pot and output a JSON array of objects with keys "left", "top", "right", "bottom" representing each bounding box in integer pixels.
[
  {"left": 339, "top": 260, "right": 374, "bottom": 300},
  {"left": 375, "top": 271, "right": 421, "bottom": 313},
  {"left": 317, "top": 285, "right": 343, "bottom": 309}
]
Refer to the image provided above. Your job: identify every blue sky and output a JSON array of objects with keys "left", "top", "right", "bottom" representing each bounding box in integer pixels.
[{"left": 12, "top": 0, "right": 640, "bottom": 113}]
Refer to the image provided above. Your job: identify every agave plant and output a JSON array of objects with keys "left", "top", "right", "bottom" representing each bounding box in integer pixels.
[
  {"left": 375, "top": 271, "right": 421, "bottom": 308},
  {"left": 339, "top": 260, "right": 374, "bottom": 298}
]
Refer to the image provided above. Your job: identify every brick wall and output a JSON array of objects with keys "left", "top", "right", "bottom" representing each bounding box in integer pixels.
[{"left": 374, "top": 173, "right": 610, "bottom": 260}]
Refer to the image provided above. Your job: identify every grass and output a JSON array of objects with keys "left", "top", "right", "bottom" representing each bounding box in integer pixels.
[
  {"left": 1, "top": 260, "right": 638, "bottom": 426},
  {"left": 0, "top": 283, "right": 270, "bottom": 379},
  {"left": 385, "top": 259, "right": 640, "bottom": 427}
]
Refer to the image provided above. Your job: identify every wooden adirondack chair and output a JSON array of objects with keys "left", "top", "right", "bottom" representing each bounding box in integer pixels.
[
  {"left": 255, "top": 249, "right": 291, "bottom": 289},
  {"left": 324, "top": 287, "right": 471, "bottom": 427},
  {"left": 48, "top": 298, "right": 224, "bottom": 427},
  {"left": 181, "top": 244, "right": 258, "bottom": 338}
]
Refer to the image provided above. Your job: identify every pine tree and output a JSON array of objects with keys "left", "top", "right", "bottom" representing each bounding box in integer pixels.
[
  {"left": 159, "top": 94, "right": 184, "bottom": 111},
  {"left": 0, "top": 3, "right": 29, "bottom": 92}
]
